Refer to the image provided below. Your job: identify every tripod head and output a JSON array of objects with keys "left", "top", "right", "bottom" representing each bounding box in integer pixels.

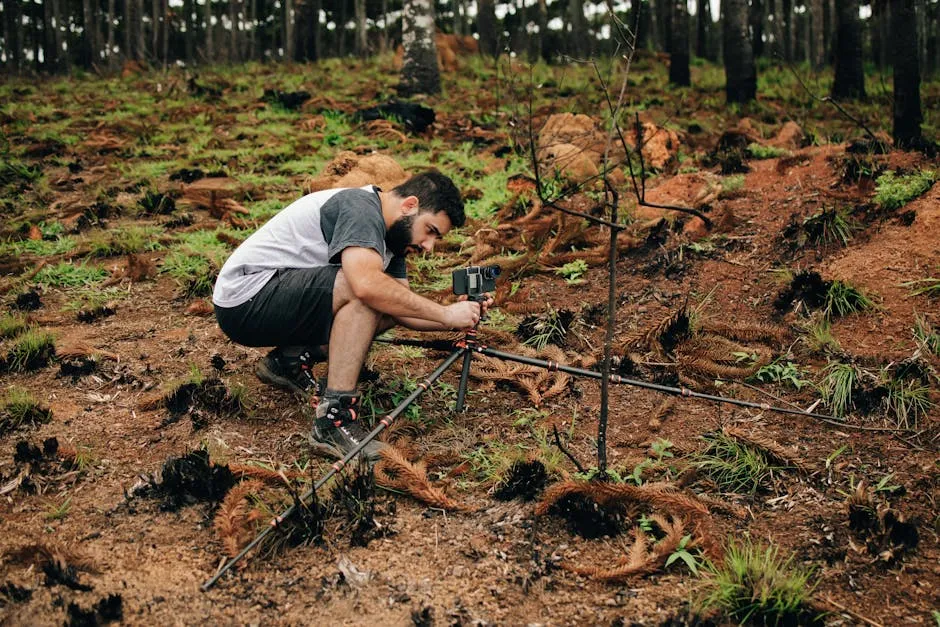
[{"left": 452, "top": 265, "right": 501, "bottom": 302}]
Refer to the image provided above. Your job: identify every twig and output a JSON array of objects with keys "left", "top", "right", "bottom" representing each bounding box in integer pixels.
[
  {"left": 822, "top": 596, "right": 884, "bottom": 627},
  {"left": 784, "top": 60, "right": 879, "bottom": 142},
  {"left": 552, "top": 424, "right": 587, "bottom": 474}
]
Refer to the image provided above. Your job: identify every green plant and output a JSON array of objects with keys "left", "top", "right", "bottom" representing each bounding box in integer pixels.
[
  {"left": 556, "top": 259, "right": 588, "bottom": 284},
  {"left": 801, "top": 207, "right": 857, "bottom": 247},
  {"left": 874, "top": 169, "right": 936, "bottom": 210},
  {"left": 746, "top": 143, "right": 789, "bottom": 159},
  {"left": 0, "top": 386, "right": 52, "bottom": 434},
  {"left": 824, "top": 280, "right": 875, "bottom": 318},
  {"left": 34, "top": 261, "right": 109, "bottom": 288},
  {"left": 818, "top": 362, "right": 858, "bottom": 418},
  {"left": 803, "top": 317, "right": 841, "bottom": 353},
  {"left": 0, "top": 235, "right": 76, "bottom": 257},
  {"left": 86, "top": 225, "right": 164, "bottom": 256},
  {"left": 665, "top": 534, "right": 700, "bottom": 575},
  {"left": 4, "top": 329, "right": 56, "bottom": 372},
  {"left": 63, "top": 287, "right": 128, "bottom": 313},
  {"left": 696, "top": 539, "right": 817, "bottom": 625},
  {"left": 693, "top": 432, "right": 778, "bottom": 494},
  {"left": 521, "top": 308, "right": 568, "bottom": 351},
  {"left": 882, "top": 376, "right": 933, "bottom": 429},
  {"left": 902, "top": 277, "right": 940, "bottom": 299},
  {"left": 872, "top": 472, "right": 902, "bottom": 495},
  {"left": 750, "top": 359, "right": 810, "bottom": 390},
  {"left": 160, "top": 251, "right": 216, "bottom": 297},
  {"left": 717, "top": 174, "right": 746, "bottom": 197},
  {"left": 913, "top": 314, "right": 940, "bottom": 356},
  {"left": 44, "top": 495, "right": 73, "bottom": 521},
  {"left": 0, "top": 313, "right": 28, "bottom": 339}
]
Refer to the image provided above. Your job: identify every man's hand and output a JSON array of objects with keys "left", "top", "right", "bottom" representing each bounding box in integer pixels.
[
  {"left": 443, "top": 300, "right": 482, "bottom": 330},
  {"left": 456, "top": 293, "right": 495, "bottom": 316}
]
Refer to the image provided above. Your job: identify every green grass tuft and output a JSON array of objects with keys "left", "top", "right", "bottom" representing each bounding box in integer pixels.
[
  {"left": 160, "top": 251, "right": 217, "bottom": 298},
  {"left": 819, "top": 361, "right": 858, "bottom": 418},
  {"left": 0, "top": 385, "right": 52, "bottom": 434},
  {"left": 0, "top": 313, "right": 28, "bottom": 339},
  {"left": 874, "top": 169, "right": 936, "bottom": 210},
  {"left": 825, "top": 280, "right": 875, "bottom": 318},
  {"left": 693, "top": 432, "right": 778, "bottom": 494},
  {"left": 86, "top": 225, "right": 164, "bottom": 257},
  {"left": 34, "top": 261, "right": 109, "bottom": 288},
  {"left": 696, "top": 539, "right": 818, "bottom": 625},
  {"left": 901, "top": 277, "right": 940, "bottom": 299},
  {"left": 746, "top": 143, "right": 790, "bottom": 159}
]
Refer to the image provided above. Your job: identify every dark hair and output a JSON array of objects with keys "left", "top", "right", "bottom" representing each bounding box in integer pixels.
[{"left": 393, "top": 170, "right": 465, "bottom": 229}]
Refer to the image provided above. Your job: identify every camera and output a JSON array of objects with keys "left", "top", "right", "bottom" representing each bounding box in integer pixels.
[{"left": 452, "top": 265, "right": 501, "bottom": 299}]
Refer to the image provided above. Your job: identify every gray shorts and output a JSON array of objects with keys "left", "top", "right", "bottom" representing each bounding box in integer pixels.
[{"left": 214, "top": 266, "right": 340, "bottom": 347}]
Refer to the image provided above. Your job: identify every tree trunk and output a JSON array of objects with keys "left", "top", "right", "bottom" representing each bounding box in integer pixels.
[
  {"left": 82, "top": 0, "right": 96, "bottom": 67},
  {"left": 809, "top": 0, "right": 824, "bottom": 67},
  {"left": 204, "top": 0, "right": 213, "bottom": 62},
  {"left": 312, "top": 0, "right": 322, "bottom": 60},
  {"left": 891, "top": 0, "right": 922, "bottom": 146},
  {"left": 568, "top": 0, "right": 589, "bottom": 58},
  {"left": 669, "top": 0, "right": 690, "bottom": 85},
  {"left": 161, "top": 0, "right": 168, "bottom": 67},
  {"left": 134, "top": 0, "right": 145, "bottom": 61},
  {"left": 648, "top": 0, "right": 659, "bottom": 51},
  {"left": 750, "top": 0, "right": 764, "bottom": 57},
  {"left": 106, "top": 0, "right": 115, "bottom": 67},
  {"left": 43, "top": 0, "right": 58, "bottom": 71},
  {"left": 399, "top": 0, "right": 440, "bottom": 96},
  {"left": 354, "top": 0, "right": 368, "bottom": 57},
  {"left": 876, "top": 0, "right": 889, "bottom": 68},
  {"left": 783, "top": 0, "right": 794, "bottom": 61},
  {"left": 695, "top": 0, "right": 709, "bottom": 57},
  {"left": 832, "top": 0, "right": 865, "bottom": 100},
  {"left": 722, "top": 0, "right": 757, "bottom": 102},
  {"left": 284, "top": 0, "right": 294, "bottom": 61},
  {"left": 769, "top": 0, "right": 784, "bottom": 58},
  {"left": 477, "top": 0, "right": 498, "bottom": 57},
  {"left": 531, "top": 0, "right": 548, "bottom": 63},
  {"left": 379, "top": 0, "right": 389, "bottom": 53}
]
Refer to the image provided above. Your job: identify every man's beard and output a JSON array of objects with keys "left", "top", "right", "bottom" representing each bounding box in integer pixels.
[{"left": 385, "top": 214, "right": 415, "bottom": 257}]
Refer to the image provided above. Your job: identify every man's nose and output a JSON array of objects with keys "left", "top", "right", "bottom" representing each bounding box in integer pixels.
[{"left": 421, "top": 239, "right": 434, "bottom": 252}]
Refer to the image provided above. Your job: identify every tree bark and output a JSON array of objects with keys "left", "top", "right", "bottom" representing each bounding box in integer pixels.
[
  {"left": 669, "top": 0, "right": 690, "bottom": 85},
  {"left": 750, "top": 0, "right": 764, "bottom": 57},
  {"left": 354, "top": 0, "right": 368, "bottom": 58},
  {"left": 832, "top": 0, "right": 865, "bottom": 100},
  {"left": 568, "top": 0, "right": 589, "bottom": 58},
  {"left": 312, "top": 0, "right": 322, "bottom": 60},
  {"left": 722, "top": 0, "right": 756, "bottom": 102},
  {"left": 399, "top": 0, "right": 440, "bottom": 96},
  {"left": 783, "top": 0, "right": 794, "bottom": 61},
  {"left": 82, "top": 0, "right": 97, "bottom": 67},
  {"left": 891, "top": 0, "right": 922, "bottom": 146},
  {"left": 769, "top": 0, "right": 784, "bottom": 58},
  {"left": 229, "top": 0, "right": 239, "bottom": 63},
  {"left": 810, "top": 0, "right": 824, "bottom": 67},
  {"left": 204, "top": 0, "right": 213, "bottom": 62},
  {"left": 379, "top": 0, "right": 389, "bottom": 54},
  {"left": 695, "top": 0, "right": 709, "bottom": 58},
  {"left": 43, "top": 0, "right": 60, "bottom": 71},
  {"left": 106, "top": 0, "right": 115, "bottom": 67},
  {"left": 284, "top": 0, "right": 294, "bottom": 61},
  {"left": 477, "top": 0, "right": 498, "bottom": 57}
]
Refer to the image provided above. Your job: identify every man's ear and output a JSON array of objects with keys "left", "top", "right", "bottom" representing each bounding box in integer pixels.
[{"left": 401, "top": 195, "right": 419, "bottom": 216}]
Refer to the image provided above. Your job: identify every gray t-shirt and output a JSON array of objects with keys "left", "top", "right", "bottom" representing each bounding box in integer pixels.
[{"left": 212, "top": 185, "right": 406, "bottom": 308}]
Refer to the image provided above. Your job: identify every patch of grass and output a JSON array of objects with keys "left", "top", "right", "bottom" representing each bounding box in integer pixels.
[
  {"left": 44, "top": 496, "right": 73, "bottom": 521},
  {"left": 696, "top": 539, "right": 818, "bottom": 625},
  {"left": 819, "top": 362, "right": 858, "bottom": 418},
  {"left": 0, "top": 235, "right": 76, "bottom": 258},
  {"left": 902, "top": 277, "right": 940, "bottom": 299},
  {"left": 913, "top": 314, "right": 940, "bottom": 356},
  {"left": 825, "top": 280, "right": 876, "bottom": 318},
  {"left": 159, "top": 251, "right": 217, "bottom": 298},
  {"left": 0, "top": 386, "right": 52, "bottom": 434},
  {"left": 86, "top": 225, "right": 164, "bottom": 257},
  {"left": 63, "top": 287, "right": 128, "bottom": 313},
  {"left": 34, "top": 261, "right": 109, "bottom": 288},
  {"left": 0, "top": 313, "right": 28, "bottom": 339},
  {"left": 882, "top": 375, "right": 933, "bottom": 430},
  {"left": 717, "top": 174, "right": 746, "bottom": 198},
  {"left": 801, "top": 206, "right": 858, "bottom": 247},
  {"left": 746, "top": 143, "right": 789, "bottom": 159},
  {"left": 874, "top": 169, "right": 936, "bottom": 210},
  {"left": 3, "top": 329, "right": 56, "bottom": 371},
  {"left": 693, "top": 432, "right": 778, "bottom": 494},
  {"left": 803, "top": 317, "right": 841, "bottom": 353}
]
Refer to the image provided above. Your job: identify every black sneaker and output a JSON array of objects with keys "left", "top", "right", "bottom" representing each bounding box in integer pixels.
[
  {"left": 255, "top": 347, "right": 325, "bottom": 400},
  {"left": 309, "top": 395, "right": 387, "bottom": 462}
]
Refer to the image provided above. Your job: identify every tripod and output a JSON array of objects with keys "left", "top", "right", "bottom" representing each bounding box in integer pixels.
[{"left": 202, "top": 322, "right": 839, "bottom": 591}]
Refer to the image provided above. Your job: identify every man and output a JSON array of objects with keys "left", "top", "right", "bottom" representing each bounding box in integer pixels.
[{"left": 213, "top": 171, "right": 485, "bottom": 461}]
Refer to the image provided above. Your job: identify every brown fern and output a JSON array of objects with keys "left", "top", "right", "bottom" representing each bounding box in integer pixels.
[
  {"left": 374, "top": 447, "right": 468, "bottom": 512},
  {"left": 228, "top": 463, "right": 305, "bottom": 486},
  {"left": 722, "top": 426, "right": 811, "bottom": 473},
  {"left": 214, "top": 479, "right": 265, "bottom": 558},
  {"left": 700, "top": 321, "right": 787, "bottom": 344}
]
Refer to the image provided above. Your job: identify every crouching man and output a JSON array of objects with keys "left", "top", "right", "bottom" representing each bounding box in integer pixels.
[{"left": 213, "top": 171, "right": 485, "bottom": 460}]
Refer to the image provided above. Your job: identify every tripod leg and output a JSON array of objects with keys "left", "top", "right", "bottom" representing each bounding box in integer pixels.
[{"left": 454, "top": 348, "right": 473, "bottom": 412}]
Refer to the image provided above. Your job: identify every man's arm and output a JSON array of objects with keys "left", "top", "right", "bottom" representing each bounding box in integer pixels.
[{"left": 341, "top": 247, "right": 478, "bottom": 329}]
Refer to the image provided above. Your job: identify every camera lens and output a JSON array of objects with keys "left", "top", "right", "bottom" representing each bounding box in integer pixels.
[{"left": 482, "top": 265, "right": 501, "bottom": 280}]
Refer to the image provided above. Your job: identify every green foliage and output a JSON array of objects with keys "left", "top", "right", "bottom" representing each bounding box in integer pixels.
[
  {"left": 556, "top": 259, "right": 588, "bottom": 284},
  {"left": 717, "top": 174, "right": 746, "bottom": 197},
  {"left": 825, "top": 280, "right": 876, "bottom": 318},
  {"left": 521, "top": 308, "right": 568, "bottom": 351},
  {"left": 86, "top": 225, "right": 164, "bottom": 256},
  {"left": 902, "top": 277, "right": 940, "bottom": 299},
  {"left": 63, "top": 286, "right": 127, "bottom": 312},
  {"left": 696, "top": 539, "right": 817, "bottom": 625},
  {"left": 160, "top": 251, "right": 216, "bottom": 298},
  {"left": 0, "top": 235, "right": 76, "bottom": 257},
  {"left": 34, "top": 261, "right": 109, "bottom": 288},
  {"left": 693, "top": 432, "right": 778, "bottom": 494},
  {"left": 0, "top": 385, "right": 52, "bottom": 434},
  {"left": 0, "top": 313, "right": 28, "bottom": 339},
  {"left": 874, "top": 169, "right": 936, "bottom": 210},
  {"left": 746, "top": 143, "right": 789, "bottom": 159},
  {"left": 819, "top": 362, "right": 858, "bottom": 418},
  {"left": 882, "top": 376, "right": 933, "bottom": 430},
  {"left": 4, "top": 329, "right": 56, "bottom": 372},
  {"left": 750, "top": 359, "right": 810, "bottom": 390},
  {"left": 800, "top": 206, "right": 857, "bottom": 247},
  {"left": 913, "top": 314, "right": 940, "bottom": 356},
  {"left": 803, "top": 317, "right": 841, "bottom": 353},
  {"left": 44, "top": 496, "right": 73, "bottom": 521},
  {"left": 665, "top": 534, "right": 700, "bottom": 575}
]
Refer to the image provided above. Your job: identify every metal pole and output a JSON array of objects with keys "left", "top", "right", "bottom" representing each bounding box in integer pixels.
[{"left": 201, "top": 348, "right": 466, "bottom": 591}]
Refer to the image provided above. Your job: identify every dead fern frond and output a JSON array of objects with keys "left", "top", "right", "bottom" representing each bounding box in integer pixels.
[
  {"left": 699, "top": 321, "right": 787, "bottom": 344},
  {"left": 364, "top": 119, "right": 408, "bottom": 143},
  {"left": 562, "top": 527, "right": 659, "bottom": 581},
  {"left": 679, "top": 357, "right": 760, "bottom": 380},
  {"left": 229, "top": 463, "right": 305, "bottom": 486},
  {"left": 5, "top": 542, "right": 99, "bottom": 574},
  {"left": 721, "top": 426, "right": 810, "bottom": 472},
  {"left": 375, "top": 447, "right": 468, "bottom": 512},
  {"left": 214, "top": 479, "right": 265, "bottom": 558}
]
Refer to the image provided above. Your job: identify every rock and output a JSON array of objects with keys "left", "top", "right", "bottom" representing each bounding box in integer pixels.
[{"left": 682, "top": 216, "right": 710, "bottom": 240}]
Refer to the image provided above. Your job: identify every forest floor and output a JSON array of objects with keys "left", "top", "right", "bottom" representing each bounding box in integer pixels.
[{"left": 0, "top": 55, "right": 938, "bottom": 626}]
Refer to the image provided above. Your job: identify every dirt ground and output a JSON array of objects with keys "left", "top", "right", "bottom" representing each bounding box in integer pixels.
[{"left": 1, "top": 67, "right": 939, "bottom": 626}]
